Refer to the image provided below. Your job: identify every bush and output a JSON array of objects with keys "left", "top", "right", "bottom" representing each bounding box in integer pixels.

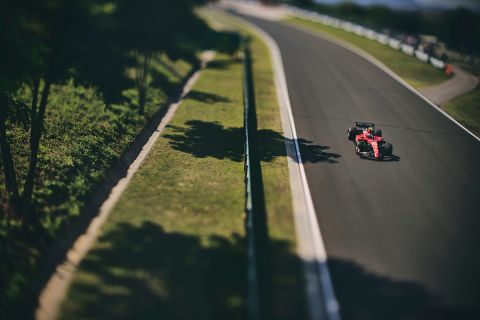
[{"left": 0, "top": 54, "right": 192, "bottom": 317}]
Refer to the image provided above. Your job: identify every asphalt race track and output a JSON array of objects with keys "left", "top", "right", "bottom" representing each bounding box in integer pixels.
[{"left": 237, "top": 13, "right": 480, "bottom": 320}]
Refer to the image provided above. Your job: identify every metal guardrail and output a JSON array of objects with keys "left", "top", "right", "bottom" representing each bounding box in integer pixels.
[{"left": 243, "top": 39, "right": 260, "bottom": 320}]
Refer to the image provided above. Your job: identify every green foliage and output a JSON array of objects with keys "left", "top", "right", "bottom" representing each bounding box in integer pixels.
[
  {"left": 61, "top": 51, "right": 247, "bottom": 320},
  {"left": 0, "top": 54, "right": 193, "bottom": 317},
  {"left": 0, "top": 0, "right": 240, "bottom": 315},
  {"left": 424, "top": 7, "right": 480, "bottom": 55}
]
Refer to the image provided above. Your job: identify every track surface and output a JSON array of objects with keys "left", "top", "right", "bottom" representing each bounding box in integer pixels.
[{"left": 237, "top": 14, "right": 480, "bottom": 320}]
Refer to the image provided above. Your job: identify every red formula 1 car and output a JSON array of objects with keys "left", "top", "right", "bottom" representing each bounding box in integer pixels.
[{"left": 347, "top": 122, "right": 394, "bottom": 160}]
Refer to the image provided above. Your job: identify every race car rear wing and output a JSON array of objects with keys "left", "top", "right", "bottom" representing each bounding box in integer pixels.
[{"left": 355, "top": 122, "right": 375, "bottom": 128}]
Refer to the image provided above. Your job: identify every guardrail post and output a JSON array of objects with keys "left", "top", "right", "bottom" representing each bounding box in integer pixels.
[
  {"left": 243, "top": 36, "right": 261, "bottom": 320},
  {"left": 243, "top": 36, "right": 259, "bottom": 320},
  {"left": 243, "top": 36, "right": 271, "bottom": 320}
]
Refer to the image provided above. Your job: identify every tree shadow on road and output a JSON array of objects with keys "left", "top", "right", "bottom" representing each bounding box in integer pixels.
[
  {"left": 328, "top": 258, "right": 479, "bottom": 320},
  {"left": 54, "top": 220, "right": 478, "bottom": 320},
  {"left": 163, "top": 120, "right": 341, "bottom": 164}
]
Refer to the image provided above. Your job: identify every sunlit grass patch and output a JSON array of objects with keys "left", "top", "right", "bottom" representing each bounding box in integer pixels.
[
  {"left": 60, "top": 53, "right": 248, "bottom": 319},
  {"left": 442, "top": 85, "right": 480, "bottom": 136},
  {"left": 202, "top": 9, "right": 306, "bottom": 319}
]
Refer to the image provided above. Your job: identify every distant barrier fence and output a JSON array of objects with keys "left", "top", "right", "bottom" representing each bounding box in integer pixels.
[{"left": 283, "top": 5, "right": 450, "bottom": 71}]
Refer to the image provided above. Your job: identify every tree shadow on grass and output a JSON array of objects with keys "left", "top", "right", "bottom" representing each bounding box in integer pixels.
[
  {"left": 164, "top": 120, "right": 244, "bottom": 162},
  {"left": 186, "top": 90, "right": 232, "bottom": 103},
  {"left": 56, "top": 221, "right": 477, "bottom": 320},
  {"left": 61, "top": 221, "right": 246, "bottom": 320},
  {"left": 60, "top": 221, "right": 305, "bottom": 320},
  {"left": 164, "top": 120, "right": 341, "bottom": 164},
  {"left": 205, "top": 59, "right": 240, "bottom": 70},
  {"left": 150, "top": 68, "right": 178, "bottom": 95}
]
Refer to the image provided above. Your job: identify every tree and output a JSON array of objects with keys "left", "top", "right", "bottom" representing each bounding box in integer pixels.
[
  {"left": 441, "top": 7, "right": 480, "bottom": 55},
  {"left": 1, "top": 0, "right": 224, "bottom": 219},
  {"left": 114, "top": 0, "right": 210, "bottom": 115},
  {"left": 0, "top": 0, "right": 45, "bottom": 213},
  {"left": 0, "top": 0, "right": 121, "bottom": 217}
]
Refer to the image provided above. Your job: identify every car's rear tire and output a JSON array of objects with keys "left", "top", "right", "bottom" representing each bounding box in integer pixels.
[
  {"left": 348, "top": 127, "right": 357, "bottom": 141},
  {"left": 383, "top": 142, "right": 393, "bottom": 156}
]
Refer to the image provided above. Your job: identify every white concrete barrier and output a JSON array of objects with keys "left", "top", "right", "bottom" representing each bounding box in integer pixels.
[
  {"left": 366, "top": 29, "right": 378, "bottom": 40},
  {"left": 353, "top": 25, "right": 366, "bottom": 36},
  {"left": 377, "top": 34, "right": 389, "bottom": 45},
  {"left": 415, "top": 50, "right": 429, "bottom": 62},
  {"left": 284, "top": 5, "right": 449, "bottom": 72},
  {"left": 430, "top": 57, "right": 445, "bottom": 69},
  {"left": 401, "top": 44, "right": 415, "bottom": 56},
  {"left": 346, "top": 22, "right": 355, "bottom": 33},
  {"left": 389, "top": 39, "right": 401, "bottom": 50}
]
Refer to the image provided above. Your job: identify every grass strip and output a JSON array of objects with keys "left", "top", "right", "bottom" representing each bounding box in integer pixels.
[
  {"left": 59, "top": 53, "right": 248, "bottom": 319},
  {"left": 442, "top": 85, "right": 480, "bottom": 137},
  {"left": 203, "top": 10, "right": 307, "bottom": 320},
  {"left": 285, "top": 17, "right": 447, "bottom": 89}
]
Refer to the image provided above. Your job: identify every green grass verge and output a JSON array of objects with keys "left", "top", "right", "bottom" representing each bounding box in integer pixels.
[
  {"left": 60, "top": 53, "right": 247, "bottom": 319},
  {"left": 203, "top": 10, "right": 306, "bottom": 319},
  {"left": 61, "top": 9, "right": 306, "bottom": 320},
  {"left": 250, "top": 28, "right": 307, "bottom": 320},
  {"left": 442, "top": 85, "right": 480, "bottom": 136},
  {"left": 285, "top": 17, "right": 447, "bottom": 89}
]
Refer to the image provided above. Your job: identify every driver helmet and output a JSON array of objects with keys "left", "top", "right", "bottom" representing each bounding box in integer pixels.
[{"left": 367, "top": 127, "right": 374, "bottom": 135}]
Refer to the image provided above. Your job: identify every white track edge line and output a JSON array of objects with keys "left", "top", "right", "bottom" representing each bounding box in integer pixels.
[
  {"left": 286, "top": 19, "right": 480, "bottom": 143},
  {"left": 220, "top": 11, "right": 342, "bottom": 320}
]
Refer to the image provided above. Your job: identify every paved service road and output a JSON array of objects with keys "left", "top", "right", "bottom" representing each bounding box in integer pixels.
[{"left": 237, "top": 14, "right": 480, "bottom": 320}]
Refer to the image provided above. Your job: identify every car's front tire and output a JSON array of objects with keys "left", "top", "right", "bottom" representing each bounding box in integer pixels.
[
  {"left": 356, "top": 140, "right": 366, "bottom": 155},
  {"left": 347, "top": 127, "right": 357, "bottom": 141},
  {"left": 383, "top": 142, "right": 393, "bottom": 156}
]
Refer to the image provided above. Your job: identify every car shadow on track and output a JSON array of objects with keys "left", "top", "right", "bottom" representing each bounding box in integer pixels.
[{"left": 357, "top": 154, "right": 401, "bottom": 162}]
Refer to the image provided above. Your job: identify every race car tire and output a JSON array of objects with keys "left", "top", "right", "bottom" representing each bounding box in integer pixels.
[
  {"left": 356, "top": 140, "right": 366, "bottom": 154},
  {"left": 383, "top": 142, "right": 393, "bottom": 156},
  {"left": 347, "top": 127, "right": 357, "bottom": 141},
  {"left": 374, "top": 129, "right": 382, "bottom": 137}
]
